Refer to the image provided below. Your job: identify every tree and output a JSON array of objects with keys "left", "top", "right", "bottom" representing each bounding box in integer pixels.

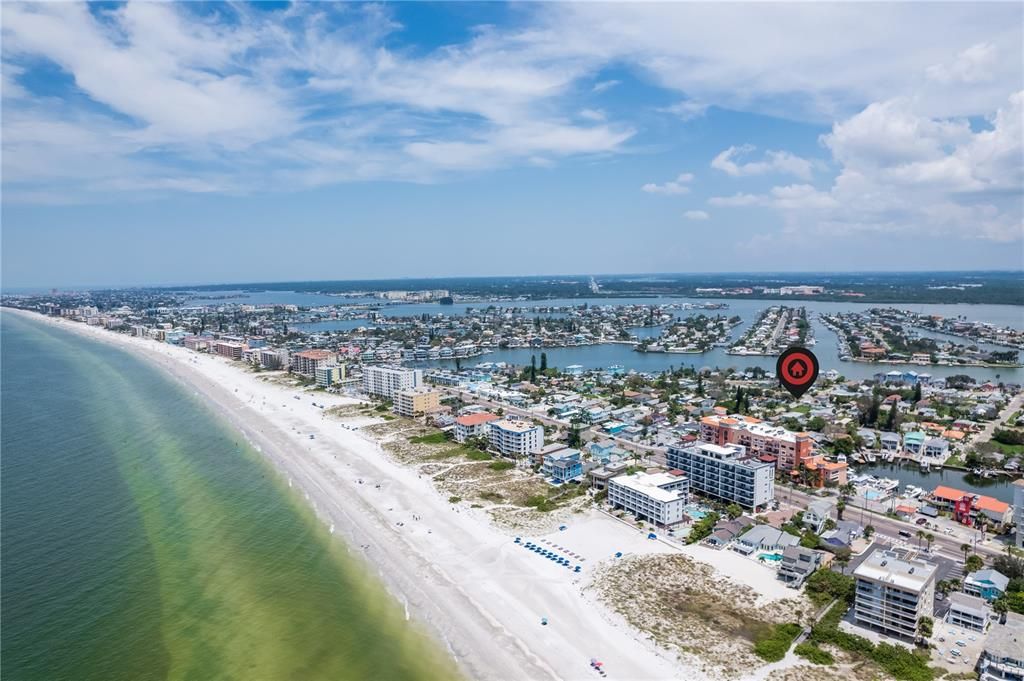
[
  {"left": 917, "top": 616, "right": 933, "bottom": 640},
  {"left": 696, "top": 374, "right": 704, "bottom": 396},
  {"left": 867, "top": 393, "right": 881, "bottom": 426},
  {"left": 913, "top": 382, "right": 922, "bottom": 403},
  {"left": 960, "top": 544, "right": 971, "bottom": 566},
  {"left": 885, "top": 402, "right": 898, "bottom": 431},
  {"left": 734, "top": 386, "right": 745, "bottom": 413},
  {"left": 864, "top": 525, "right": 875, "bottom": 540},
  {"left": 925, "top": 533, "right": 934, "bottom": 553},
  {"left": 836, "top": 499, "right": 846, "bottom": 521},
  {"left": 539, "top": 352, "right": 548, "bottom": 372},
  {"left": 726, "top": 503, "right": 743, "bottom": 520},
  {"left": 530, "top": 355, "right": 537, "bottom": 383},
  {"left": 965, "top": 554, "right": 984, "bottom": 573},
  {"left": 916, "top": 530, "right": 925, "bottom": 549}
]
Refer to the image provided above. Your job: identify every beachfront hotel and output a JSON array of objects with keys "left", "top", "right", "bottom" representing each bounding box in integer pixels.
[
  {"left": 666, "top": 442, "right": 775, "bottom": 511},
  {"left": 361, "top": 365, "right": 423, "bottom": 400},
  {"left": 488, "top": 418, "right": 543, "bottom": 458},
  {"left": 699, "top": 414, "right": 814, "bottom": 471},
  {"left": 607, "top": 471, "right": 689, "bottom": 527},
  {"left": 853, "top": 549, "right": 937, "bottom": 640},
  {"left": 291, "top": 349, "right": 337, "bottom": 377},
  {"left": 395, "top": 387, "right": 441, "bottom": 417}
]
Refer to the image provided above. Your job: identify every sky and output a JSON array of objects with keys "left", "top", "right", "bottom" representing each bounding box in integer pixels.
[{"left": 1, "top": 1, "right": 1022, "bottom": 288}]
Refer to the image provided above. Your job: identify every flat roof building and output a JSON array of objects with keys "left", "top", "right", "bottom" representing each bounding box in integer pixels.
[
  {"left": 395, "top": 387, "right": 441, "bottom": 417},
  {"left": 699, "top": 414, "right": 813, "bottom": 471},
  {"left": 945, "top": 592, "right": 991, "bottom": 632},
  {"left": 488, "top": 419, "right": 543, "bottom": 459},
  {"left": 853, "top": 549, "right": 937, "bottom": 640},
  {"left": 607, "top": 472, "right": 689, "bottom": 527},
  {"left": 667, "top": 441, "right": 775, "bottom": 511},
  {"left": 292, "top": 349, "right": 336, "bottom": 377},
  {"left": 979, "top": 612, "right": 1024, "bottom": 681},
  {"left": 362, "top": 365, "right": 423, "bottom": 400},
  {"left": 454, "top": 412, "right": 499, "bottom": 443}
]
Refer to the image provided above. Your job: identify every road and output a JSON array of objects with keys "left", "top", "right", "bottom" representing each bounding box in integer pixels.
[
  {"left": 976, "top": 391, "right": 1024, "bottom": 443},
  {"left": 781, "top": 486, "right": 1004, "bottom": 561}
]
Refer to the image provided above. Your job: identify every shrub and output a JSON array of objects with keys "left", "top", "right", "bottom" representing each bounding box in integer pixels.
[
  {"left": 448, "top": 496, "right": 462, "bottom": 504},
  {"left": 465, "top": 449, "right": 491, "bottom": 461},
  {"left": 524, "top": 495, "right": 558, "bottom": 512},
  {"left": 794, "top": 642, "right": 834, "bottom": 665},
  {"left": 489, "top": 460, "right": 514, "bottom": 471},
  {"left": 753, "top": 622, "right": 802, "bottom": 662},
  {"left": 410, "top": 431, "right": 448, "bottom": 444}
]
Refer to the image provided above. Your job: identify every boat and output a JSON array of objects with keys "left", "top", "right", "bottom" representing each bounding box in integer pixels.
[
  {"left": 865, "top": 452, "right": 877, "bottom": 463},
  {"left": 919, "top": 459, "right": 930, "bottom": 472}
]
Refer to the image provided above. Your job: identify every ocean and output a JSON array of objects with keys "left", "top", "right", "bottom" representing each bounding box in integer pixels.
[{"left": 0, "top": 312, "right": 459, "bottom": 681}]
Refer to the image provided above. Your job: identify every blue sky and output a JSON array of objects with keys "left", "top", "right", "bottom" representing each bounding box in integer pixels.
[{"left": 2, "top": 2, "right": 1022, "bottom": 288}]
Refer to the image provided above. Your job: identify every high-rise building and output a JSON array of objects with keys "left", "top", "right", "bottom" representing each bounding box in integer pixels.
[
  {"left": 361, "top": 365, "right": 423, "bottom": 400},
  {"left": 488, "top": 419, "right": 543, "bottom": 458},
  {"left": 666, "top": 442, "right": 775, "bottom": 510},
  {"left": 291, "top": 349, "right": 336, "bottom": 377},
  {"left": 853, "top": 549, "right": 937, "bottom": 640}
]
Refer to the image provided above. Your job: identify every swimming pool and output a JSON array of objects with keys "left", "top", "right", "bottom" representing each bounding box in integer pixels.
[
  {"left": 757, "top": 553, "right": 783, "bottom": 562},
  {"left": 864, "top": 490, "right": 882, "bottom": 501},
  {"left": 684, "top": 505, "right": 707, "bottom": 520}
]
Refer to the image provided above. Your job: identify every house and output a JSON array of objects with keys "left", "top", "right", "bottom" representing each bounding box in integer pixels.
[
  {"left": 964, "top": 569, "right": 1010, "bottom": 602},
  {"left": 530, "top": 443, "right": 569, "bottom": 469},
  {"left": 924, "top": 437, "right": 950, "bottom": 459},
  {"left": 880, "top": 432, "right": 901, "bottom": 452},
  {"left": 945, "top": 592, "right": 991, "bottom": 632},
  {"left": 778, "top": 546, "right": 822, "bottom": 587},
  {"left": 903, "top": 431, "right": 926, "bottom": 456},
  {"left": 803, "top": 499, "right": 834, "bottom": 534},
  {"left": 733, "top": 525, "right": 800, "bottom": 555},
  {"left": 542, "top": 449, "right": 583, "bottom": 484},
  {"left": 589, "top": 460, "right": 630, "bottom": 491},
  {"left": 706, "top": 516, "right": 756, "bottom": 548}
]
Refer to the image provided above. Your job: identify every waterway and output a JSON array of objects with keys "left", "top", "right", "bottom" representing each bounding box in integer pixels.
[{"left": 856, "top": 461, "right": 1018, "bottom": 504}]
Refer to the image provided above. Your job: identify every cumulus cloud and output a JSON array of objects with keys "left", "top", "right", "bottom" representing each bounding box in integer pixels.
[
  {"left": 642, "top": 173, "right": 694, "bottom": 195},
  {"left": 709, "top": 92, "right": 1023, "bottom": 242},
  {"left": 711, "top": 145, "right": 815, "bottom": 180},
  {"left": 683, "top": 210, "right": 709, "bottom": 220}
]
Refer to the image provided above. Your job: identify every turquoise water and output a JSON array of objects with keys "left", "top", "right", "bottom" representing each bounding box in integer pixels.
[
  {"left": 0, "top": 312, "right": 460, "bottom": 681},
  {"left": 757, "top": 553, "right": 783, "bottom": 562}
]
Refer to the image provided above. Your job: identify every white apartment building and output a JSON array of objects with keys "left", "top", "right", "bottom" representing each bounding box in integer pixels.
[
  {"left": 454, "top": 412, "right": 499, "bottom": 443},
  {"left": 361, "top": 365, "right": 423, "bottom": 400},
  {"left": 608, "top": 472, "right": 689, "bottom": 527},
  {"left": 666, "top": 442, "right": 775, "bottom": 510},
  {"left": 488, "top": 419, "right": 543, "bottom": 458},
  {"left": 853, "top": 549, "right": 937, "bottom": 640},
  {"left": 1014, "top": 479, "right": 1024, "bottom": 549}
]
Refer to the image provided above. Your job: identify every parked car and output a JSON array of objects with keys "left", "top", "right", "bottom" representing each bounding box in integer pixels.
[{"left": 916, "top": 518, "right": 928, "bottom": 525}]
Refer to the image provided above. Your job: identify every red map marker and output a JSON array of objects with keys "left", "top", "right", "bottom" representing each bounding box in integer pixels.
[{"left": 776, "top": 346, "right": 819, "bottom": 398}]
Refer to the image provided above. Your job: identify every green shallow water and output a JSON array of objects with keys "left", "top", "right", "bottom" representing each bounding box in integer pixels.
[{"left": 1, "top": 312, "right": 461, "bottom": 681}]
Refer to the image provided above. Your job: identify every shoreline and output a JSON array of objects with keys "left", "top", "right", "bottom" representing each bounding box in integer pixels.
[{"left": 7, "top": 309, "right": 691, "bottom": 681}]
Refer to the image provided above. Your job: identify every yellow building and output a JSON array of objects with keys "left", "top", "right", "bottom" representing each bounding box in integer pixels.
[{"left": 395, "top": 388, "right": 441, "bottom": 417}]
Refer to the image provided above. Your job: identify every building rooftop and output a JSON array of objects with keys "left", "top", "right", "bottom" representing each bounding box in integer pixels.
[
  {"left": 455, "top": 412, "right": 499, "bottom": 427},
  {"left": 491, "top": 418, "right": 540, "bottom": 433},
  {"left": 738, "top": 525, "right": 800, "bottom": 548},
  {"left": 853, "top": 549, "right": 937, "bottom": 591},
  {"left": 966, "top": 569, "right": 1010, "bottom": 592},
  {"left": 294, "top": 349, "right": 333, "bottom": 359},
  {"left": 947, "top": 591, "right": 990, "bottom": 616},
  {"left": 610, "top": 472, "right": 688, "bottom": 503},
  {"left": 983, "top": 612, "right": 1024, "bottom": 662}
]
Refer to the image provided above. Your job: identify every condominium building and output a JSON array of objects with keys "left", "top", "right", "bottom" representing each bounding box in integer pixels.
[
  {"left": 258, "top": 348, "right": 289, "bottom": 370},
  {"left": 666, "top": 442, "right": 775, "bottom": 510},
  {"left": 979, "top": 612, "right": 1024, "bottom": 681},
  {"left": 853, "top": 549, "right": 937, "bottom": 640},
  {"left": 944, "top": 592, "right": 990, "bottom": 632},
  {"left": 291, "top": 349, "right": 336, "bottom": 377},
  {"left": 607, "top": 471, "right": 689, "bottom": 527},
  {"left": 212, "top": 341, "right": 245, "bottom": 360},
  {"left": 395, "top": 388, "right": 441, "bottom": 417},
  {"left": 488, "top": 419, "right": 543, "bottom": 458},
  {"left": 361, "top": 365, "right": 423, "bottom": 400},
  {"left": 454, "top": 412, "right": 499, "bottom": 443},
  {"left": 315, "top": 364, "right": 347, "bottom": 388},
  {"left": 699, "top": 414, "right": 814, "bottom": 470}
]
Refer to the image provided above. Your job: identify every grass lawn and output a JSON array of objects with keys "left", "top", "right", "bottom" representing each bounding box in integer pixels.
[{"left": 409, "top": 431, "right": 448, "bottom": 444}]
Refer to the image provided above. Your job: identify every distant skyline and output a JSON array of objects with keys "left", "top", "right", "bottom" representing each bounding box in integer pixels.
[{"left": 2, "top": 2, "right": 1022, "bottom": 288}]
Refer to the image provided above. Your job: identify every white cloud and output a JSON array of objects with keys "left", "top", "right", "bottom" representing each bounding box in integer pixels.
[
  {"left": 578, "top": 108, "right": 607, "bottom": 121},
  {"left": 642, "top": 172, "right": 694, "bottom": 195},
  {"left": 711, "top": 145, "right": 815, "bottom": 180},
  {"left": 926, "top": 43, "right": 999, "bottom": 85},
  {"left": 708, "top": 193, "right": 760, "bottom": 207},
  {"left": 710, "top": 92, "right": 1023, "bottom": 242},
  {"left": 592, "top": 79, "right": 620, "bottom": 93},
  {"left": 683, "top": 210, "right": 709, "bottom": 220},
  {"left": 660, "top": 100, "right": 708, "bottom": 121}
]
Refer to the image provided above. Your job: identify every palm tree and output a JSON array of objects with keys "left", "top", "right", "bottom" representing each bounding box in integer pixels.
[
  {"left": 925, "top": 533, "right": 934, "bottom": 553},
  {"left": 916, "top": 530, "right": 925, "bottom": 550},
  {"left": 961, "top": 543, "right": 971, "bottom": 565}
]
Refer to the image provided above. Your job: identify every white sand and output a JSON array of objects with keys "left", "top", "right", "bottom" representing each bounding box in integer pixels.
[{"left": 15, "top": 311, "right": 696, "bottom": 681}]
